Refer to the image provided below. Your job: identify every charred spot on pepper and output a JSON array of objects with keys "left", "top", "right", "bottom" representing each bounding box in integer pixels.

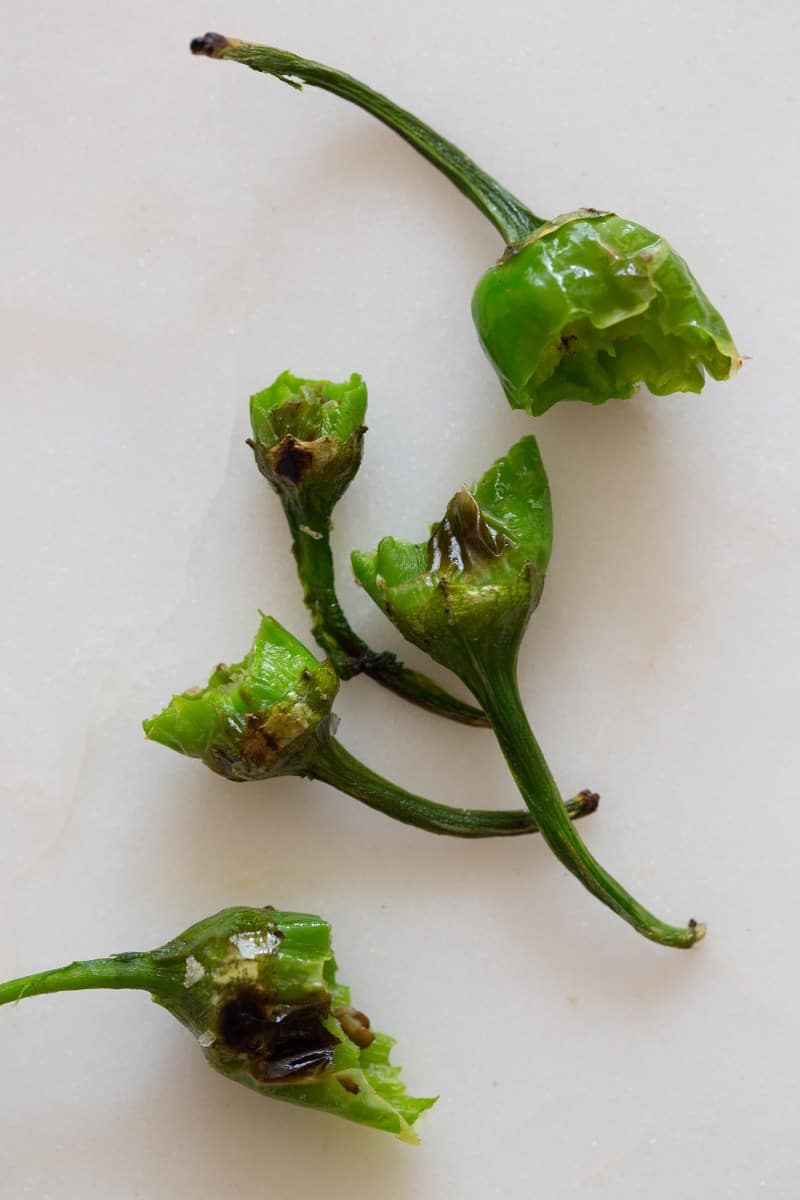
[
  {"left": 272, "top": 435, "right": 315, "bottom": 485},
  {"left": 217, "top": 987, "right": 339, "bottom": 1084},
  {"left": 218, "top": 988, "right": 271, "bottom": 1050}
]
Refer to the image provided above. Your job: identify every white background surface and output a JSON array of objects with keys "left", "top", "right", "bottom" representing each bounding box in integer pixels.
[{"left": 1, "top": 1, "right": 798, "bottom": 1196}]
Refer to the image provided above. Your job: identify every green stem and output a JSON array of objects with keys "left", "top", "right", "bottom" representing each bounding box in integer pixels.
[
  {"left": 285, "top": 506, "right": 490, "bottom": 726},
  {"left": 0, "top": 954, "right": 178, "bottom": 1008},
  {"left": 190, "top": 33, "right": 544, "bottom": 245},
  {"left": 284, "top": 507, "right": 366, "bottom": 677},
  {"left": 468, "top": 661, "right": 704, "bottom": 947},
  {"left": 306, "top": 730, "right": 599, "bottom": 839}
]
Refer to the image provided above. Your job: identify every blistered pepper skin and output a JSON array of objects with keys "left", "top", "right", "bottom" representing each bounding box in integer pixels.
[
  {"left": 472, "top": 211, "right": 741, "bottom": 415},
  {"left": 192, "top": 37, "right": 741, "bottom": 413}
]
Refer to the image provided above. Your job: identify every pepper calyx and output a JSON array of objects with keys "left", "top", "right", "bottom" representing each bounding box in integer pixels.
[
  {"left": 143, "top": 614, "right": 339, "bottom": 781},
  {"left": 249, "top": 371, "right": 367, "bottom": 515},
  {"left": 352, "top": 436, "right": 552, "bottom": 684}
]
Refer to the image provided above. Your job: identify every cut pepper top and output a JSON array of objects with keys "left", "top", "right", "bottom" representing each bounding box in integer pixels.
[
  {"left": 249, "top": 371, "right": 367, "bottom": 516},
  {"left": 472, "top": 210, "right": 741, "bottom": 415},
  {"left": 351, "top": 436, "right": 552, "bottom": 681},
  {"left": 143, "top": 615, "right": 339, "bottom": 781}
]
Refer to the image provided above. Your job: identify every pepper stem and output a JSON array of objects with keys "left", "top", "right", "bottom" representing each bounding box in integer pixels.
[
  {"left": 190, "top": 33, "right": 545, "bottom": 245},
  {"left": 306, "top": 728, "right": 599, "bottom": 839},
  {"left": 0, "top": 954, "right": 178, "bottom": 1008},
  {"left": 284, "top": 505, "right": 490, "bottom": 726},
  {"left": 467, "top": 659, "right": 705, "bottom": 947}
]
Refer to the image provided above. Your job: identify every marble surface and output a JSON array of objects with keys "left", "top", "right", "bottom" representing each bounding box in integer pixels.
[{"left": 1, "top": 1, "right": 798, "bottom": 1196}]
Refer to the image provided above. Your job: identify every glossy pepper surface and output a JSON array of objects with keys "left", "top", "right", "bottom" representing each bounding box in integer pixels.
[
  {"left": 0, "top": 905, "right": 435, "bottom": 1141},
  {"left": 191, "top": 34, "right": 741, "bottom": 415},
  {"left": 473, "top": 210, "right": 740, "bottom": 414}
]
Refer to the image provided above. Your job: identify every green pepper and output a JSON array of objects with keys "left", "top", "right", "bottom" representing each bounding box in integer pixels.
[
  {"left": 0, "top": 905, "right": 435, "bottom": 1141},
  {"left": 190, "top": 34, "right": 740, "bottom": 415},
  {"left": 249, "top": 369, "right": 488, "bottom": 724},
  {"left": 352, "top": 437, "right": 704, "bottom": 949},
  {"left": 143, "top": 612, "right": 599, "bottom": 837}
]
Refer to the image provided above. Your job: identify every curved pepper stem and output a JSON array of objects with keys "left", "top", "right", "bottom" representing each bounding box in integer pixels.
[
  {"left": 351, "top": 436, "right": 706, "bottom": 948},
  {"left": 305, "top": 726, "right": 600, "bottom": 839},
  {"left": 190, "top": 32, "right": 543, "bottom": 245},
  {"left": 469, "top": 659, "right": 705, "bottom": 948},
  {"left": 0, "top": 954, "right": 178, "bottom": 1008}
]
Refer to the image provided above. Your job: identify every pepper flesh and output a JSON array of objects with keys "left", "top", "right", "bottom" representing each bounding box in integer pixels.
[
  {"left": 191, "top": 34, "right": 740, "bottom": 413},
  {"left": 0, "top": 906, "right": 435, "bottom": 1141},
  {"left": 473, "top": 211, "right": 740, "bottom": 414}
]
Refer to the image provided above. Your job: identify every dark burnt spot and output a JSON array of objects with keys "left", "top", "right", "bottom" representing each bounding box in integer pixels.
[
  {"left": 190, "top": 32, "right": 230, "bottom": 57},
  {"left": 578, "top": 789, "right": 600, "bottom": 814},
  {"left": 338, "top": 1075, "right": 360, "bottom": 1095},
  {"left": 273, "top": 435, "right": 314, "bottom": 485},
  {"left": 559, "top": 333, "right": 578, "bottom": 354},
  {"left": 218, "top": 989, "right": 268, "bottom": 1050},
  {"left": 218, "top": 987, "right": 338, "bottom": 1084}
]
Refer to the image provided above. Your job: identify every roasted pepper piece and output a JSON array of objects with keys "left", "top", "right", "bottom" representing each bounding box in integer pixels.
[
  {"left": 352, "top": 438, "right": 704, "bottom": 948},
  {"left": 0, "top": 906, "right": 435, "bottom": 1141},
  {"left": 143, "top": 613, "right": 599, "bottom": 838},
  {"left": 191, "top": 34, "right": 740, "bottom": 414}
]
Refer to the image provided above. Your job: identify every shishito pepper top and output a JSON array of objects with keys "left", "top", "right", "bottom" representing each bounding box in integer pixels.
[
  {"left": 143, "top": 614, "right": 340, "bottom": 781},
  {"left": 249, "top": 370, "right": 367, "bottom": 517},
  {"left": 0, "top": 905, "right": 435, "bottom": 1142},
  {"left": 473, "top": 210, "right": 740, "bottom": 415},
  {"left": 352, "top": 435, "right": 553, "bottom": 681},
  {"left": 191, "top": 34, "right": 741, "bottom": 415}
]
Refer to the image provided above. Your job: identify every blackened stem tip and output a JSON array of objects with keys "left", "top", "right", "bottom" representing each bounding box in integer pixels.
[
  {"left": 190, "top": 32, "right": 231, "bottom": 58},
  {"left": 578, "top": 789, "right": 601, "bottom": 815}
]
